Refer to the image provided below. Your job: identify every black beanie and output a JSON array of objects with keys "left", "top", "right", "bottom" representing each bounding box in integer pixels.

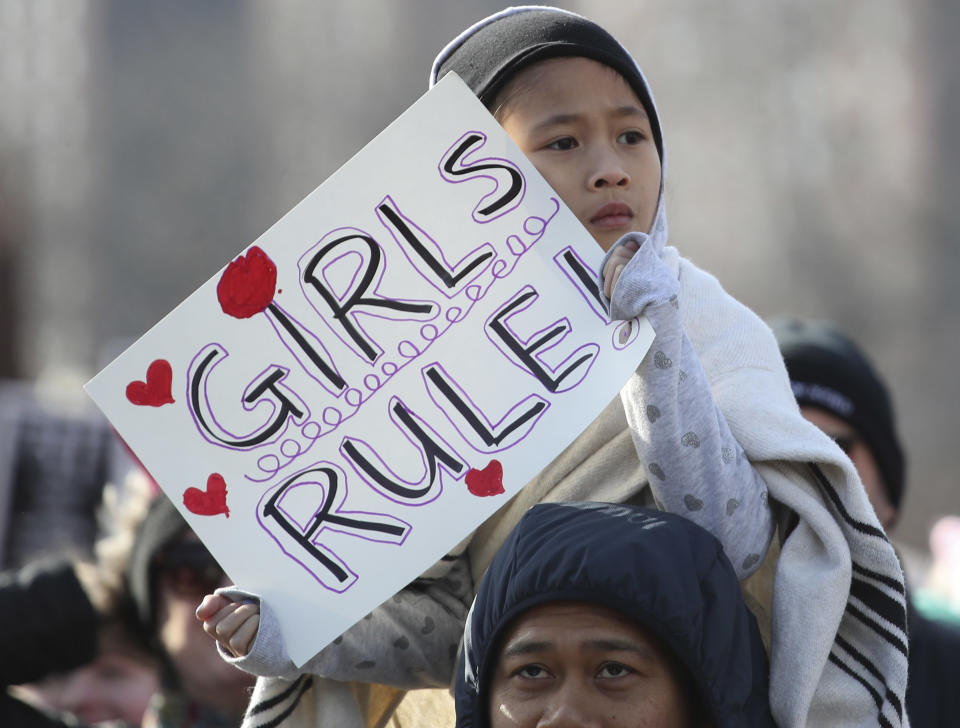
[
  {"left": 770, "top": 317, "right": 905, "bottom": 511},
  {"left": 430, "top": 6, "right": 663, "bottom": 160},
  {"left": 126, "top": 494, "right": 189, "bottom": 642}
]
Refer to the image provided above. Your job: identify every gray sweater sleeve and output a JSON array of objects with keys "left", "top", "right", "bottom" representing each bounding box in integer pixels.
[
  {"left": 600, "top": 235, "right": 774, "bottom": 579},
  {"left": 216, "top": 553, "right": 471, "bottom": 688}
]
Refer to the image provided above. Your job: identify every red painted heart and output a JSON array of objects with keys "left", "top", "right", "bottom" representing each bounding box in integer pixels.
[
  {"left": 183, "top": 473, "right": 230, "bottom": 518},
  {"left": 125, "top": 359, "right": 175, "bottom": 407},
  {"left": 465, "top": 459, "right": 505, "bottom": 497},
  {"left": 217, "top": 245, "right": 277, "bottom": 319}
]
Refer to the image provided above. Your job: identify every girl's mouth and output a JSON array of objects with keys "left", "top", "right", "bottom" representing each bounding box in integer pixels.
[{"left": 590, "top": 202, "right": 634, "bottom": 230}]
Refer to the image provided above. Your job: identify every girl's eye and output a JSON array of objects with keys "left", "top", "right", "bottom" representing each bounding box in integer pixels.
[
  {"left": 546, "top": 137, "right": 578, "bottom": 151},
  {"left": 518, "top": 664, "right": 550, "bottom": 679},
  {"left": 617, "top": 130, "right": 644, "bottom": 145},
  {"left": 597, "top": 662, "right": 634, "bottom": 679}
]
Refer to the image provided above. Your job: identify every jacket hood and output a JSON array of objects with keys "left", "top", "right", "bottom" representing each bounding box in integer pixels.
[
  {"left": 455, "top": 502, "right": 773, "bottom": 727},
  {"left": 430, "top": 5, "right": 669, "bottom": 257}
]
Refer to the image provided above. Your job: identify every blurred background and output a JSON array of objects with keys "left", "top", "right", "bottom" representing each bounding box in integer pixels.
[{"left": 0, "top": 0, "right": 956, "bottom": 562}]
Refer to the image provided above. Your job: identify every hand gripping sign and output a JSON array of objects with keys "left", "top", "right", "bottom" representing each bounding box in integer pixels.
[{"left": 86, "top": 74, "right": 653, "bottom": 666}]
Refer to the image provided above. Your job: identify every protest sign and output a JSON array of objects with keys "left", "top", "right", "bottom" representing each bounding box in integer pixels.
[{"left": 86, "top": 72, "right": 654, "bottom": 666}]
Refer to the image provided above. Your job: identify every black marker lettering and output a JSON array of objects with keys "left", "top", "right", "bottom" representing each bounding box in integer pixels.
[
  {"left": 486, "top": 286, "right": 598, "bottom": 393},
  {"left": 376, "top": 196, "right": 493, "bottom": 292},
  {"left": 189, "top": 344, "right": 307, "bottom": 449},
  {"left": 440, "top": 132, "right": 525, "bottom": 220},
  {"left": 301, "top": 230, "right": 435, "bottom": 362},
  {"left": 558, "top": 248, "right": 606, "bottom": 312},
  {"left": 423, "top": 364, "right": 547, "bottom": 449},
  {"left": 260, "top": 464, "right": 410, "bottom": 592},
  {"left": 341, "top": 396, "right": 465, "bottom": 503}
]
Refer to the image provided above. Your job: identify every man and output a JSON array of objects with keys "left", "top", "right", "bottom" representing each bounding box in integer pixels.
[
  {"left": 772, "top": 316, "right": 960, "bottom": 728},
  {"left": 455, "top": 501, "right": 774, "bottom": 728}
]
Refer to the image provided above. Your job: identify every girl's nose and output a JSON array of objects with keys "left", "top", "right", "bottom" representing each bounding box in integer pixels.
[{"left": 588, "top": 149, "right": 631, "bottom": 189}]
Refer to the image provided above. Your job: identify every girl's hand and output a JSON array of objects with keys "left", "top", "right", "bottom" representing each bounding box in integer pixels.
[
  {"left": 196, "top": 593, "right": 260, "bottom": 658},
  {"left": 602, "top": 239, "right": 640, "bottom": 300}
]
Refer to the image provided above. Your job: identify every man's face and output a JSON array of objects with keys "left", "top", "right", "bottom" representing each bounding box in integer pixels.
[
  {"left": 498, "top": 56, "right": 662, "bottom": 252},
  {"left": 800, "top": 406, "right": 897, "bottom": 529},
  {"left": 487, "top": 601, "right": 696, "bottom": 728}
]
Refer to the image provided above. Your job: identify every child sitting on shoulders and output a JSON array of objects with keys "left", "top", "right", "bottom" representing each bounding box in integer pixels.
[{"left": 198, "top": 7, "right": 908, "bottom": 728}]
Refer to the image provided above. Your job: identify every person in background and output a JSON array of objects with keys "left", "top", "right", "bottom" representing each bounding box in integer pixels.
[
  {"left": 919, "top": 515, "right": 960, "bottom": 625},
  {"left": 127, "top": 495, "right": 254, "bottom": 728},
  {"left": 35, "top": 620, "right": 160, "bottom": 726},
  {"left": 772, "top": 315, "right": 960, "bottom": 728},
  {"left": 1, "top": 557, "right": 126, "bottom": 728},
  {"left": 0, "top": 379, "right": 129, "bottom": 570},
  {"left": 1, "top": 473, "right": 160, "bottom": 727}
]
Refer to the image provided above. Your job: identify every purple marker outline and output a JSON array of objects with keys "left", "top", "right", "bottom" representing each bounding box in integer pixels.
[
  {"left": 553, "top": 245, "right": 609, "bottom": 321},
  {"left": 321, "top": 249, "right": 365, "bottom": 305},
  {"left": 612, "top": 318, "right": 641, "bottom": 350},
  {"left": 242, "top": 288, "right": 484, "bottom": 484},
  {"left": 241, "top": 201, "right": 562, "bottom": 481},
  {"left": 551, "top": 245, "right": 642, "bottom": 350},
  {"left": 187, "top": 343, "right": 310, "bottom": 452},
  {"left": 340, "top": 394, "right": 467, "bottom": 507},
  {"left": 241, "top": 281, "right": 492, "bottom": 484},
  {"left": 257, "top": 461, "right": 411, "bottom": 593},
  {"left": 299, "top": 226, "right": 439, "bottom": 364},
  {"left": 491, "top": 198, "right": 562, "bottom": 280},
  {"left": 263, "top": 301, "right": 347, "bottom": 396},
  {"left": 310, "top": 230, "right": 440, "bottom": 326},
  {"left": 252, "top": 453, "right": 283, "bottom": 483},
  {"left": 422, "top": 361, "right": 549, "bottom": 454},
  {"left": 438, "top": 130, "right": 526, "bottom": 223},
  {"left": 484, "top": 286, "right": 600, "bottom": 394},
  {"left": 376, "top": 195, "right": 495, "bottom": 299},
  {"left": 244, "top": 416, "right": 344, "bottom": 484}
]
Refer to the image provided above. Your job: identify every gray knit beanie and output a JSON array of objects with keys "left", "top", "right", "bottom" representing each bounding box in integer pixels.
[{"left": 430, "top": 5, "right": 663, "bottom": 160}]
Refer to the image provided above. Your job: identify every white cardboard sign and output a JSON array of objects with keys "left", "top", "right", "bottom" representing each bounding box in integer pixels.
[{"left": 86, "top": 73, "right": 654, "bottom": 666}]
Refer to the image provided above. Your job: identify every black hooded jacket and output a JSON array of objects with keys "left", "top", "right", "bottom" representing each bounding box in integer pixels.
[{"left": 455, "top": 502, "right": 774, "bottom": 727}]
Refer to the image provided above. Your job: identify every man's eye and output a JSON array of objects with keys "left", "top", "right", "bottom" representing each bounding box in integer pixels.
[
  {"left": 597, "top": 662, "right": 634, "bottom": 679},
  {"left": 546, "top": 137, "right": 578, "bottom": 151},
  {"left": 617, "top": 130, "right": 644, "bottom": 145},
  {"left": 518, "top": 664, "right": 550, "bottom": 679}
]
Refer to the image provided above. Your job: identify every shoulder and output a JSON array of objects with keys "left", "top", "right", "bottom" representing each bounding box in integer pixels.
[{"left": 669, "top": 250, "right": 783, "bottom": 375}]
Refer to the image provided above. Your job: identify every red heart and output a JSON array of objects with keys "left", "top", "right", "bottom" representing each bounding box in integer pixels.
[
  {"left": 183, "top": 473, "right": 230, "bottom": 518},
  {"left": 465, "top": 459, "right": 505, "bottom": 497},
  {"left": 217, "top": 245, "right": 277, "bottom": 319},
  {"left": 126, "top": 359, "right": 175, "bottom": 407}
]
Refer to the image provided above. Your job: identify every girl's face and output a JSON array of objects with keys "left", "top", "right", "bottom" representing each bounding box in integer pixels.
[{"left": 497, "top": 57, "right": 662, "bottom": 252}]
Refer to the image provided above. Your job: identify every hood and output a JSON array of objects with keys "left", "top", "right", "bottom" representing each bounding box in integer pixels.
[
  {"left": 455, "top": 502, "right": 773, "bottom": 727},
  {"left": 430, "top": 5, "right": 669, "bottom": 257}
]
